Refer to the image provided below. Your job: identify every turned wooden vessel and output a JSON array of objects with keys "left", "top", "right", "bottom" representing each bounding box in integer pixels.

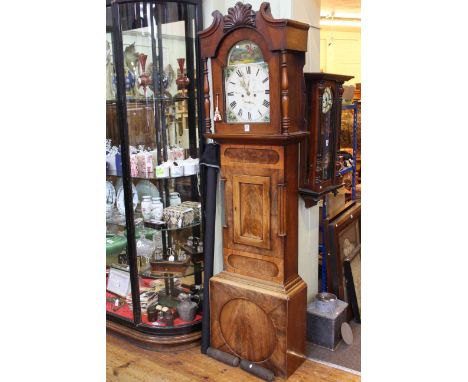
[{"left": 199, "top": 2, "right": 309, "bottom": 378}]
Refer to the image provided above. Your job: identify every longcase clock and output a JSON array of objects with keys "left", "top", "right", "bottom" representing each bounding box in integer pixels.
[{"left": 199, "top": 2, "right": 309, "bottom": 378}]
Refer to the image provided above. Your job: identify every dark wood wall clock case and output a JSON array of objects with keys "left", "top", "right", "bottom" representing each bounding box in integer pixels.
[
  {"left": 199, "top": 2, "right": 309, "bottom": 378},
  {"left": 299, "top": 73, "right": 353, "bottom": 208}
]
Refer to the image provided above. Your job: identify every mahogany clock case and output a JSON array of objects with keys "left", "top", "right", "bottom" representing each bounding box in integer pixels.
[
  {"left": 299, "top": 73, "right": 353, "bottom": 206},
  {"left": 199, "top": 2, "right": 310, "bottom": 378},
  {"left": 212, "top": 141, "right": 307, "bottom": 379}
]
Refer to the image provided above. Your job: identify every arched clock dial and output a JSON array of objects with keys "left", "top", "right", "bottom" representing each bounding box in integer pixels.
[
  {"left": 225, "top": 63, "right": 270, "bottom": 123},
  {"left": 322, "top": 87, "right": 333, "bottom": 114},
  {"left": 224, "top": 40, "right": 270, "bottom": 123}
]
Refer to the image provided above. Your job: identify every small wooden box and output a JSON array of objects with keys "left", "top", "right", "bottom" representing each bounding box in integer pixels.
[{"left": 149, "top": 258, "right": 191, "bottom": 273}]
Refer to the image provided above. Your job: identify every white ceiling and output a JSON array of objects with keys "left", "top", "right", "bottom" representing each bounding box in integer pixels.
[{"left": 320, "top": 0, "right": 361, "bottom": 18}]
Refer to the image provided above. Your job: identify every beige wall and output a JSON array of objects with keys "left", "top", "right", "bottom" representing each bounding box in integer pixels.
[{"left": 320, "top": 27, "right": 361, "bottom": 84}]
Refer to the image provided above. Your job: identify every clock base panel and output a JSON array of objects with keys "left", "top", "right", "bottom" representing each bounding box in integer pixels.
[{"left": 209, "top": 271, "right": 307, "bottom": 378}]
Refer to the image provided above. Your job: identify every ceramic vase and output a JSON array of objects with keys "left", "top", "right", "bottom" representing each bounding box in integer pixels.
[
  {"left": 169, "top": 192, "right": 181, "bottom": 206},
  {"left": 141, "top": 195, "right": 153, "bottom": 221},
  {"left": 151, "top": 197, "right": 164, "bottom": 221},
  {"left": 175, "top": 58, "right": 190, "bottom": 98}
]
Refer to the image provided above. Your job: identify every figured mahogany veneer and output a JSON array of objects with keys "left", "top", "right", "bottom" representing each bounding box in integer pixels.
[
  {"left": 210, "top": 272, "right": 307, "bottom": 377},
  {"left": 224, "top": 147, "right": 280, "bottom": 164},
  {"left": 233, "top": 174, "right": 271, "bottom": 249},
  {"left": 219, "top": 144, "right": 302, "bottom": 285}
]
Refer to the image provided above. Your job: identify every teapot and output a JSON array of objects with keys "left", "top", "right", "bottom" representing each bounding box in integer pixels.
[{"left": 176, "top": 292, "right": 198, "bottom": 321}]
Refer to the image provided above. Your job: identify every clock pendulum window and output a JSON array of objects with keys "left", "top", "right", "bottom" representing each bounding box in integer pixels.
[{"left": 199, "top": 2, "right": 310, "bottom": 378}]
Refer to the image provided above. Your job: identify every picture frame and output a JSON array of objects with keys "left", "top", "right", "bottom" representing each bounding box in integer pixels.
[
  {"left": 327, "top": 203, "right": 361, "bottom": 313},
  {"left": 344, "top": 246, "right": 361, "bottom": 323},
  {"left": 107, "top": 267, "right": 131, "bottom": 297}
]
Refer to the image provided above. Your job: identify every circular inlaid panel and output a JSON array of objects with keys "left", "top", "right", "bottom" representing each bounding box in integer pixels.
[{"left": 219, "top": 298, "right": 276, "bottom": 362}]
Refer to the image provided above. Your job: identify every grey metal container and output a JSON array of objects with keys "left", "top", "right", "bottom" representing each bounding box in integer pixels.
[{"left": 306, "top": 293, "right": 348, "bottom": 350}]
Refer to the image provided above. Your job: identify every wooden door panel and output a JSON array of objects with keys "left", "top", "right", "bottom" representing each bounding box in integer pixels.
[{"left": 233, "top": 174, "right": 271, "bottom": 249}]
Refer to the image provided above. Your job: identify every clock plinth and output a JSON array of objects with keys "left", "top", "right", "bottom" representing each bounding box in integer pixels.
[
  {"left": 210, "top": 272, "right": 307, "bottom": 379},
  {"left": 199, "top": 3, "right": 309, "bottom": 377}
]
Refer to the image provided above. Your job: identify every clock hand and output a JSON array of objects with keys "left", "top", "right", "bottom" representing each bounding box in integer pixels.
[{"left": 240, "top": 77, "right": 247, "bottom": 90}]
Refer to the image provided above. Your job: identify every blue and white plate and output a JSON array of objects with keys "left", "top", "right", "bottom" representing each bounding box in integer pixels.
[{"left": 136, "top": 180, "right": 159, "bottom": 202}]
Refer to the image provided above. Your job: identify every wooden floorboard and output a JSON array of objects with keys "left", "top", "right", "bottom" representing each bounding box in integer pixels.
[{"left": 107, "top": 333, "right": 360, "bottom": 382}]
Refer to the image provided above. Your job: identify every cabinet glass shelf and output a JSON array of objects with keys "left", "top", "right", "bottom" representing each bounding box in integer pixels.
[
  {"left": 144, "top": 220, "right": 200, "bottom": 231},
  {"left": 141, "top": 264, "right": 204, "bottom": 280},
  {"left": 107, "top": 171, "right": 198, "bottom": 181}
]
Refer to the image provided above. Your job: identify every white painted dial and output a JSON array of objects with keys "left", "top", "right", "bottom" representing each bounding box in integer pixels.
[
  {"left": 322, "top": 87, "right": 333, "bottom": 114},
  {"left": 224, "top": 62, "right": 270, "bottom": 123}
]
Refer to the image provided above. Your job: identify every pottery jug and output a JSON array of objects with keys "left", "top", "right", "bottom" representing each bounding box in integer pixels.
[
  {"left": 176, "top": 293, "right": 198, "bottom": 321},
  {"left": 169, "top": 192, "right": 181, "bottom": 206},
  {"left": 141, "top": 195, "right": 152, "bottom": 221},
  {"left": 151, "top": 197, "right": 163, "bottom": 221}
]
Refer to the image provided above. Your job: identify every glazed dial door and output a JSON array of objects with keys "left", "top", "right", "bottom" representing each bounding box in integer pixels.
[
  {"left": 321, "top": 87, "right": 333, "bottom": 114},
  {"left": 224, "top": 41, "right": 270, "bottom": 123}
]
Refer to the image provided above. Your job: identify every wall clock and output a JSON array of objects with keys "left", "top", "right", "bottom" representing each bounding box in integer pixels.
[
  {"left": 299, "top": 73, "right": 353, "bottom": 207},
  {"left": 199, "top": 2, "right": 309, "bottom": 378}
]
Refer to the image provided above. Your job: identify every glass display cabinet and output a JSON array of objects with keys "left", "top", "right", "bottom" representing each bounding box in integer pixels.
[{"left": 106, "top": 0, "right": 204, "bottom": 350}]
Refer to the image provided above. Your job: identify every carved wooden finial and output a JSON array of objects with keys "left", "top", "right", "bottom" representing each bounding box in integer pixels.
[{"left": 223, "top": 2, "right": 256, "bottom": 32}]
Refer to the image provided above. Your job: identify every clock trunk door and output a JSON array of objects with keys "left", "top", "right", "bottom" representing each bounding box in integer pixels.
[
  {"left": 232, "top": 174, "right": 271, "bottom": 249},
  {"left": 220, "top": 144, "right": 287, "bottom": 283}
]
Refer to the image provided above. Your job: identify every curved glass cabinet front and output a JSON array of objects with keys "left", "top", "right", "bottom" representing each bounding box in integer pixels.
[{"left": 106, "top": 0, "right": 204, "bottom": 337}]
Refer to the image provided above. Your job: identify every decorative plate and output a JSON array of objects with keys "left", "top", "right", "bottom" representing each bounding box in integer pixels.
[
  {"left": 136, "top": 180, "right": 159, "bottom": 202},
  {"left": 116, "top": 183, "right": 139, "bottom": 216},
  {"left": 106, "top": 181, "right": 116, "bottom": 206}
]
